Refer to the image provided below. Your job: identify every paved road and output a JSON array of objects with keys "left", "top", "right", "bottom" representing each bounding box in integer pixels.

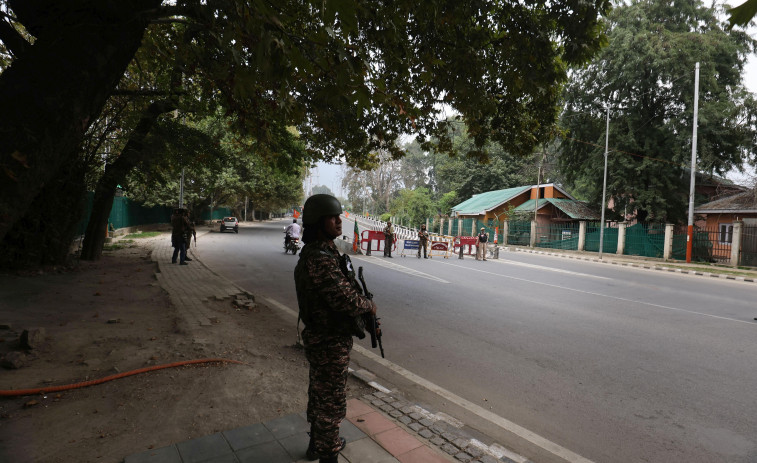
[{"left": 197, "top": 219, "right": 757, "bottom": 463}]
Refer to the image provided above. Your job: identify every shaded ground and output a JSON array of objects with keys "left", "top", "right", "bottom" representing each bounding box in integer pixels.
[{"left": 0, "top": 235, "right": 371, "bottom": 463}]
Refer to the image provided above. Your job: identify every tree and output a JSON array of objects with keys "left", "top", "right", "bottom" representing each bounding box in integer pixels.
[
  {"left": 0, "top": 0, "right": 611, "bottom": 254},
  {"left": 727, "top": 0, "right": 757, "bottom": 28},
  {"left": 559, "top": 0, "right": 757, "bottom": 223},
  {"left": 311, "top": 185, "right": 334, "bottom": 196},
  {"left": 390, "top": 188, "right": 435, "bottom": 228}
]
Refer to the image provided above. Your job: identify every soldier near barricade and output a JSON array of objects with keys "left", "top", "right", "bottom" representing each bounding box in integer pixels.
[
  {"left": 417, "top": 224, "right": 429, "bottom": 259},
  {"left": 383, "top": 220, "right": 395, "bottom": 258},
  {"left": 171, "top": 208, "right": 191, "bottom": 265},
  {"left": 476, "top": 226, "right": 488, "bottom": 261},
  {"left": 294, "top": 194, "right": 378, "bottom": 463}
]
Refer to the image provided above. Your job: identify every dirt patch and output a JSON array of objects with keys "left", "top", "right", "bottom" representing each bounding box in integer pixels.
[{"left": 0, "top": 238, "right": 372, "bottom": 463}]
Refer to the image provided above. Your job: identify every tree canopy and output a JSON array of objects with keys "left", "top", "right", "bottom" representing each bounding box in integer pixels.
[
  {"left": 559, "top": 0, "right": 757, "bottom": 223},
  {"left": 0, "top": 0, "right": 610, "bottom": 249}
]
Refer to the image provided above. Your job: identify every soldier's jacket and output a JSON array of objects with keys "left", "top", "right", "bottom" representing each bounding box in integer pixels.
[
  {"left": 171, "top": 214, "right": 190, "bottom": 246},
  {"left": 418, "top": 229, "right": 429, "bottom": 243},
  {"left": 384, "top": 224, "right": 394, "bottom": 238},
  {"left": 294, "top": 240, "right": 373, "bottom": 338}
]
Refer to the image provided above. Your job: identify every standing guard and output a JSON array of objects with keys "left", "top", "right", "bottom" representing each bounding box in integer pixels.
[
  {"left": 383, "top": 220, "right": 395, "bottom": 258},
  {"left": 417, "top": 224, "right": 429, "bottom": 259},
  {"left": 476, "top": 226, "right": 489, "bottom": 261},
  {"left": 294, "top": 194, "right": 378, "bottom": 463}
]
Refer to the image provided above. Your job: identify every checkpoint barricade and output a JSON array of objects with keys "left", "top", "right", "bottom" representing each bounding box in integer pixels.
[
  {"left": 401, "top": 239, "right": 420, "bottom": 257},
  {"left": 428, "top": 235, "right": 453, "bottom": 259},
  {"left": 454, "top": 236, "right": 478, "bottom": 259},
  {"left": 361, "top": 230, "right": 397, "bottom": 256}
]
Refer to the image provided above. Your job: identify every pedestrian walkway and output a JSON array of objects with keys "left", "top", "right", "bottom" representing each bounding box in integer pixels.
[
  {"left": 130, "top": 234, "right": 470, "bottom": 463},
  {"left": 122, "top": 397, "right": 459, "bottom": 463}
]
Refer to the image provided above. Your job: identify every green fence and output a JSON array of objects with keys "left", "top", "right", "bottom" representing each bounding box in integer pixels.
[
  {"left": 623, "top": 223, "right": 665, "bottom": 258},
  {"left": 741, "top": 225, "right": 757, "bottom": 267},
  {"left": 534, "top": 223, "right": 580, "bottom": 250},
  {"left": 507, "top": 220, "right": 531, "bottom": 246},
  {"left": 585, "top": 222, "right": 618, "bottom": 253},
  {"left": 201, "top": 208, "right": 233, "bottom": 221},
  {"left": 671, "top": 225, "right": 719, "bottom": 263}
]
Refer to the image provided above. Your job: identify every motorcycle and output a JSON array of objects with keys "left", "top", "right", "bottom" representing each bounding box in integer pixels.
[{"left": 284, "top": 236, "right": 300, "bottom": 255}]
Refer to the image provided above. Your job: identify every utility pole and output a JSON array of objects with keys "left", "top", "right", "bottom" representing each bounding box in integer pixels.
[
  {"left": 599, "top": 104, "right": 610, "bottom": 260},
  {"left": 686, "top": 62, "right": 700, "bottom": 263},
  {"left": 534, "top": 146, "right": 547, "bottom": 222}
]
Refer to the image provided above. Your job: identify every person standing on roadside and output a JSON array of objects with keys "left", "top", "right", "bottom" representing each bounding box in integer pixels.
[
  {"left": 294, "top": 194, "right": 377, "bottom": 463},
  {"left": 417, "top": 223, "right": 429, "bottom": 259},
  {"left": 476, "top": 226, "right": 488, "bottom": 261},
  {"left": 183, "top": 209, "right": 195, "bottom": 261},
  {"left": 383, "top": 220, "right": 395, "bottom": 258},
  {"left": 171, "top": 208, "right": 191, "bottom": 265}
]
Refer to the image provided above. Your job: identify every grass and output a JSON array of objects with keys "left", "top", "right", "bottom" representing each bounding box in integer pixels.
[
  {"left": 654, "top": 263, "right": 757, "bottom": 278},
  {"left": 123, "top": 231, "right": 162, "bottom": 239}
]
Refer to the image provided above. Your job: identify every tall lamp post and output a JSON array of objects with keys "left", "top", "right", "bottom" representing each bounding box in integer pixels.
[
  {"left": 598, "top": 104, "right": 610, "bottom": 260},
  {"left": 686, "top": 62, "right": 700, "bottom": 263}
]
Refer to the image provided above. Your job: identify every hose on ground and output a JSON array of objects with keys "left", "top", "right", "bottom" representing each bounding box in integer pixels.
[{"left": 0, "top": 358, "right": 246, "bottom": 397}]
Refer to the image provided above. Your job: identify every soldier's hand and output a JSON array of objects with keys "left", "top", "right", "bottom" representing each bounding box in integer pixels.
[{"left": 370, "top": 301, "right": 377, "bottom": 316}]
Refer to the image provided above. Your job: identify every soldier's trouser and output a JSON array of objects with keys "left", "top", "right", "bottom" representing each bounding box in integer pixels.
[
  {"left": 304, "top": 334, "right": 353, "bottom": 456},
  {"left": 418, "top": 240, "right": 428, "bottom": 257},
  {"left": 384, "top": 237, "right": 392, "bottom": 256},
  {"left": 476, "top": 243, "right": 486, "bottom": 260}
]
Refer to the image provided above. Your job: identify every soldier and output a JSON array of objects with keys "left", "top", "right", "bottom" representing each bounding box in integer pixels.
[
  {"left": 383, "top": 220, "right": 395, "bottom": 258},
  {"left": 294, "top": 194, "right": 377, "bottom": 463},
  {"left": 417, "top": 223, "right": 429, "bottom": 259},
  {"left": 183, "top": 209, "right": 195, "bottom": 261},
  {"left": 476, "top": 226, "right": 489, "bottom": 261},
  {"left": 170, "top": 208, "right": 191, "bottom": 265}
]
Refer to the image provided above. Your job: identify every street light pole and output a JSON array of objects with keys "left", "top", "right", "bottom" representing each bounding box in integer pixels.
[
  {"left": 599, "top": 104, "right": 610, "bottom": 260},
  {"left": 686, "top": 62, "right": 700, "bottom": 263}
]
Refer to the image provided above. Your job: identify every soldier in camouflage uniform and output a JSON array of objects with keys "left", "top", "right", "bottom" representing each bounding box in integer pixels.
[{"left": 295, "top": 194, "right": 377, "bottom": 463}]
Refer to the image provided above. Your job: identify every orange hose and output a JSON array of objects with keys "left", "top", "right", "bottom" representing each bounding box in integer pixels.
[{"left": 0, "top": 358, "right": 247, "bottom": 397}]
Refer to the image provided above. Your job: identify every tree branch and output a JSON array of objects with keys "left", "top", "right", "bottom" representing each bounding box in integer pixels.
[{"left": 0, "top": 18, "right": 29, "bottom": 57}]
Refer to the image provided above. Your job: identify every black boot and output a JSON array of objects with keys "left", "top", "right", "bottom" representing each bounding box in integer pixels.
[
  {"left": 306, "top": 437, "right": 346, "bottom": 461},
  {"left": 319, "top": 456, "right": 339, "bottom": 463}
]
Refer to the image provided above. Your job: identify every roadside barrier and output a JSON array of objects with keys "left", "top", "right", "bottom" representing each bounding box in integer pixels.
[
  {"left": 361, "top": 230, "right": 396, "bottom": 255},
  {"left": 428, "top": 235, "right": 453, "bottom": 258},
  {"left": 401, "top": 239, "right": 420, "bottom": 257},
  {"left": 454, "top": 236, "right": 478, "bottom": 258}
]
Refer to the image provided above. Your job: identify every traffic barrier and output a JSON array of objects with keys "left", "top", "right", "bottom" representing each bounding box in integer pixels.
[
  {"left": 401, "top": 239, "right": 420, "bottom": 257},
  {"left": 454, "top": 236, "right": 478, "bottom": 258},
  {"left": 428, "top": 235, "right": 453, "bottom": 258},
  {"left": 361, "top": 230, "right": 396, "bottom": 255}
]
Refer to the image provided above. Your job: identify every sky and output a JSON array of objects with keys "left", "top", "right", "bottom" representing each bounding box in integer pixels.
[{"left": 306, "top": 27, "right": 757, "bottom": 195}]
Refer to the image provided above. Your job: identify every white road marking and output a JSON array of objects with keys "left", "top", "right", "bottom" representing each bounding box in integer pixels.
[
  {"left": 265, "top": 295, "right": 594, "bottom": 463},
  {"left": 439, "top": 261, "right": 756, "bottom": 326},
  {"left": 497, "top": 258, "right": 610, "bottom": 280},
  {"left": 351, "top": 255, "right": 450, "bottom": 283}
]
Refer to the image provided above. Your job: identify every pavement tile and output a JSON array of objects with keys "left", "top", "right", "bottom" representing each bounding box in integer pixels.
[
  {"left": 340, "top": 437, "right": 401, "bottom": 463},
  {"left": 346, "top": 398, "right": 375, "bottom": 418},
  {"left": 373, "top": 427, "right": 424, "bottom": 457},
  {"left": 340, "top": 418, "right": 368, "bottom": 443},
  {"left": 348, "top": 411, "right": 397, "bottom": 436},
  {"left": 176, "top": 433, "right": 233, "bottom": 463},
  {"left": 264, "top": 413, "right": 310, "bottom": 439},
  {"left": 222, "top": 423, "right": 276, "bottom": 451},
  {"left": 123, "top": 445, "right": 182, "bottom": 463},
  {"left": 396, "top": 445, "right": 452, "bottom": 463},
  {"left": 277, "top": 432, "right": 310, "bottom": 460},
  {"left": 198, "top": 454, "right": 240, "bottom": 463},
  {"left": 234, "top": 440, "right": 291, "bottom": 463}
]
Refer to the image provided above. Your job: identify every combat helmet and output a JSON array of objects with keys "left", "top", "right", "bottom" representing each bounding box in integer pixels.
[{"left": 302, "top": 194, "right": 342, "bottom": 225}]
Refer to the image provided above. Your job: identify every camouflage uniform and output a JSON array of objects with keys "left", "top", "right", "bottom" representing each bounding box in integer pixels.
[
  {"left": 170, "top": 210, "right": 190, "bottom": 264},
  {"left": 294, "top": 240, "right": 373, "bottom": 457},
  {"left": 383, "top": 223, "right": 395, "bottom": 257},
  {"left": 417, "top": 226, "right": 429, "bottom": 258}
]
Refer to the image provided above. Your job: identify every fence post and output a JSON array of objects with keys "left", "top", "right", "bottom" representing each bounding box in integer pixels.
[
  {"left": 578, "top": 221, "right": 586, "bottom": 251},
  {"left": 617, "top": 223, "right": 627, "bottom": 255},
  {"left": 502, "top": 221, "right": 509, "bottom": 246},
  {"left": 663, "top": 223, "right": 674, "bottom": 261},
  {"left": 530, "top": 220, "right": 537, "bottom": 247},
  {"left": 458, "top": 219, "right": 463, "bottom": 236},
  {"left": 731, "top": 221, "right": 743, "bottom": 266},
  {"left": 448, "top": 218, "right": 453, "bottom": 236}
]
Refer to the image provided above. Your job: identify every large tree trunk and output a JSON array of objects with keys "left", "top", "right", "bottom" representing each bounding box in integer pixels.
[
  {"left": 80, "top": 100, "right": 176, "bottom": 261},
  {"left": 0, "top": 157, "right": 87, "bottom": 269},
  {"left": 0, "top": 0, "right": 161, "bottom": 243}
]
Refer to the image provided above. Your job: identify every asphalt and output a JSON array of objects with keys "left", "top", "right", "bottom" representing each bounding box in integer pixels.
[
  {"left": 121, "top": 236, "right": 512, "bottom": 463},
  {"left": 122, "top": 228, "right": 757, "bottom": 463}
]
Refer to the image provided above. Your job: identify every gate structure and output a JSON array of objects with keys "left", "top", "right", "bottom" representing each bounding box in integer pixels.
[
  {"left": 360, "top": 230, "right": 396, "bottom": 255},
  {"left": 741, "top": 224, "right": 757, "bottom": 267}
]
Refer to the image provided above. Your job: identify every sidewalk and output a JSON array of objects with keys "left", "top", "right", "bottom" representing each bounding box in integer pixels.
[{"left": 121, "top": 235, "right": 502, "bottom": 463}]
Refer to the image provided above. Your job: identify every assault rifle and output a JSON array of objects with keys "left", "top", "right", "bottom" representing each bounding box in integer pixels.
[{"left": 358, "top": 266, "right": 384, "bottom": 358}]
